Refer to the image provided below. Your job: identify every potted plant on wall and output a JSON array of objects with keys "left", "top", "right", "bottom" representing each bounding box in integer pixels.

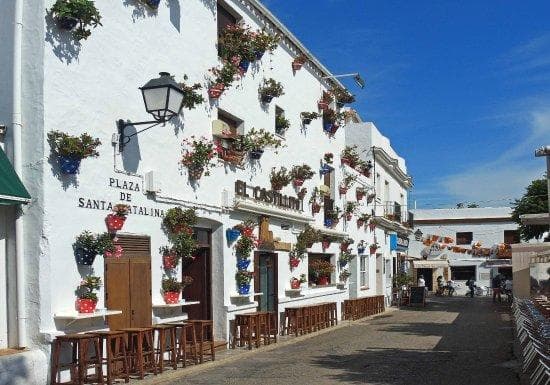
[
  {"left": 180, "top": 136, "right": 217, "bottom": 180},
  {"left": 344, "top": 202, "right": 358, "bottom": 221},
  {"left": 47, "top": 131, "right": 101, "bottom": 174},
  {"left": 357, "top": 159, "right": 373, "bottom": 177},
  {"left": 339, "top": 174, "right": 357, "bottom": 195},
  {"left": 309, "top": 187, "right": 323, "bottom": 214},
  {"left": 370, "top": 242, "right": 379, "bottom": 254},
  {"left": 338, "top": 250, "right": 353, "bottom": 267},
  {"left": 357, "top": 213, "right": 371, "bottom": 228},
  {"left": 226, "top": 227, "right": 241, "bottom": 243},
  {"left": 309, "top": 259, "right": 335, "bottom": 286},
  {"left": 160, "top": 246, "right": 179, "bottom": 269},
  {"left": 340, "top": 237, "right": 355, "bottom": 252},
  {"left": 290, "top": 274, "right": 307, "bottom": 289},
  {"left": 356, "top": 240, "right": 366, "bottom": 254},
  {"left": 76, "top": 275, "right": 101, "bottom": 313},
  {"left": 322, "top": 108, "right": 345, "bottom": 134},
  {"left": 340, "top": 145, "right": 361, "bottom": 168},
  {"left": 207, "top": 61, "right": 239, "bottom": 99},
  {"left": 339, "top": 269, "right": 351, "bottom": 283},
  {"left": 106, "top": 203, "right": 130, "bottom": 232},
  {"left": 74, "top": 231, "right": 97, "bottom": 265},
  {"left": 275, "top": 114, "right": 290, "bottom": 134},
  {"left": 163, "top": 207, "right": 197, "bottom": 236},
  {"left": 161, "top": 276, "right": 183, "bottom": 304},
  {"left": 292, "top": 54, "right": 308, "bottom": 71},
  {"left": 172, "top": 232, "right": 197, "bottom": 269},
  {"left": 356, "top": 187, "right": 367, "bottom": 201},
  {"left": 236, "top": 270, "right": 254, "bottom": 295},
  {"left": 324, "top": 207, "right": 341, "bottom": 228},
  {"left": 218, "top": 23, "right": 255, "bottom": 70},
  {"left": 258, "top": 78, "right": 284, "bottom": 103},
  {"left": 96, "top": 232, "right": 120, "bottom": 258},
  {"left": 317, "top": 91, "right": 333, "bottom": 111},
  {"left": 300, "top": 112, "right": 320, "bottom": 126},
  {"left": 324, "top": 152, "right": 334, "bottom": 164},
  {"left": 235, "top": 233, "right": 255, "bottom": 259},
  {"left": 179, "top": 75, "right": 204, "bottom": 110},
  {"left": 251, "top": 29, "right": 280, "bottom": 59},
  {"left": 330, "top": 86, "right": 356, "bottom": 107},
  {"left": 49, "top": 0, "right": 102, "bottom": 41},
  {"left": 240, "top": 128, "right": 284, "bottom": 160},
  {"left": 297, "top": 188, "right": 308, "bottom": 200},
  {"left": 270, "top": 167, "right": 291, "bottom": 191},
  {"left": 290, "top": 164, "right": 315, "bottom": 187},
  {"left": 297, "top": 225, "right": 322, "bottom": 248}
]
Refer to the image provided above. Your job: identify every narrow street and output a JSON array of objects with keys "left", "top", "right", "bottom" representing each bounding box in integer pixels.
[{"left": 150, "top": 297, "right": 519, "bottom": 385}]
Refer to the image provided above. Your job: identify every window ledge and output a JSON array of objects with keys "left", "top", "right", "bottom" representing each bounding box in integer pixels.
[{"left": 360, "top": 286, "right": 370, "bottom": 291}]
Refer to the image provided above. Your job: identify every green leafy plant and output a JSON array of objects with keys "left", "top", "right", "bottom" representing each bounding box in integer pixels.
[
  {"left": 358, "top": 212, "right": 372, "bottom": 222},
  {"left": 180, "top": 136, "right": 217, "bottom": 177},
  {"left": 393, "top": 272, "right": 414, "bottom": 288},
  {"left": 326, "top": 207, "right": 342, "bottom": 221},
  {"left": 340, "top": 145, "right": 361, "bottom": 166},
  {"left": 208, "top": 61, "right": 239, "bottom": 88},
  {"left": 47, "top": 131, "right": 101, "bottom": 159},
  {"left": 49, "top": 0, "right": 102, "bottom": 41},
  {"left": 309, "top": 259, "right": 335, "bottom": 276},
  {"left": 290, "top": 164, "right": 315, "bottom": 181},
  {"left": 301, "top": 112, "right": 321, "bottom": 121},
  {"left": 275, "top": 115, "right": 290, "bottom": 132},
  {"left": 339, "top": 251, "right": 354, "bottom": 265},
  {"left": 171, "top": 232, "right": 197, "bottom": 260},
  {"left": 299, "top": 274, "right": 307, "bottom": 284},
  {"left": 235, "top": 235, "right": 255, "bottom": 258},
  {"left": 512, "top": 177, "right": 548, "bottom": 241},
  {"left": 182, "top": 276, "right": 194, "bottom": 289},
  {"left": 345, "top": 202, "right": 359, "bottom": 214},
  {"left": 252, "top": 29, "right": 280, "bottom": 54},
  {"left": 323, "top": 108, "right": 345, "bottom": 126},
  {"left": 240, "top": 128, "right": 284, "bottom": 152},
  {"left": 112, "top": 203, "right": 131, "bottom": 218},
  {"left": 75, "top": 231, "right": 97, "bottom": 252},
  {"left": 259, "top": 78, "right": 284, "bottom": 98},
  {"left": 270, "top": 167, "right": 292, "bottom": 190},
  {"left": 162, "top": 207, "right": 197, "bottom": 235},
  {"left": 330, "top": 86, "right": 356, "bottom": 105},
  {"left": 320, "top": 91, "right": 334, "bottom": 104},
  {"left": 339, "top": 269, "right": 351, "bottom": 282},
  {"left": 96, "top": 232, "right": 115, "bottom": 255},
  {"left": 341, "top": 174, "right": 357, "bottom": 189},
  {"left": 218, "top": 23, "right": 255, "bottom": 61},
  {"left": 296, "top": 225, "right": 322, "bottom": 249},
  {"left": 77, "top": 275, "right": 101, "bottom": 300},
  {"left": 309, "top": 187, "right": 322, "bottom": 204},
  {"left": 236, "top": 270, "right": 254, "bottom": 285},
  {"left": 161, "top": 276, "right": 183, "bottom": 293},
  {"left": 179, "top": 75, "right": 204, "bottom": 110}
]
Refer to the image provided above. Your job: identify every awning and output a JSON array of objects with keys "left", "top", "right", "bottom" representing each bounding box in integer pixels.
[
  {"left": 412, "top": 260, "right": 449, "bottom": 269},
  {"left": 0, "top": 147, "right": 31, "bottom": 205}
]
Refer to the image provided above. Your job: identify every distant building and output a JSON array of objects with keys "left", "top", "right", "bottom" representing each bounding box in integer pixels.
[{"left": 408, "top": 207, "right": 519, "bottom": 291}]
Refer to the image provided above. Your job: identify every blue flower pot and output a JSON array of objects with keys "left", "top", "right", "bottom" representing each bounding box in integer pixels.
[
  {"left": 58, "top": 156, "right": 81, "bottom": 174},
  {"left": 255, "top": 50, "right": 265, "bottom": 60},
  {"left": 339, "top": 260, "right": 348, "bottom": 268},
  {"left": 226, "top": 228, "right": 240, "bottom": 243},
  {"left": 357, "top": 247, "right": 365, "bottom": 254},
  {"left": 75, "top": 248, "right": 97, "bottom": 266},
  {"left": 237, "top": 259, "right": 251, "bottom": 270},
  {"left": 320, "top": 164, "right": 332, "bottom": 175},
  {"left": 146, "top": 0, "right": 161, "bottom": 8},
  {"left": 249, "top": 149, "right": 264, "bottom": 160},
  {"left": 239, "top": 60, "right": 250, "bottom": 72},
  {"left": 261, "top": 94, "right": 274, "bottom": 103},
  {"left": 58, "top": 16, "right": 78, "bottom": 30},
  {"left": 238, "top": 284, "right": 251, "bottom": 295},
  {"left": 323, "top": 122, "right": 334, "bottom": 132},
  {"left": 324, "top": 219, "right": 333, "bottom": 228}
]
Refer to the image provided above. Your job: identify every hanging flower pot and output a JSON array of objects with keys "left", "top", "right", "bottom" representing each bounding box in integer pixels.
[
  {"left": 239, "top": 59, "right": 250, "bottom": 73},
  {"left": 339, "top": 259, "right": 348, "bottom": 268},
  {"left": 312, "top": 203, "right": 321, "bottom": 214},
  {"left": 105, "top": 214, "right": 125, "bottom": 232},
  {"left": 293, "top": 179, "right": 304, "bottom": 187},
  {"left": 75, "top": 248, "right": 97, "bottom": 266},
  {"left": 238, "top": 283, "right": 251, "bottom": 295},
  {"left": 322, "top": 240, "right": 331, "bottom": 250},
  {"left": 320, "top": 164, "right": 332, "bottom": 175},
  {"left": 302, "top": 117, "right": 312, "bottom": 125},
  {"left": 255, "top": 50, "right": 265, "bottom": 60},
  {"left": 289, "top": 257, "right": 300, "bottom": 268},
  {"left": 340, "top": 243, "right": 350, "bottom": 251},
  {"left": 330, "top": 125, "right": 339, "bottom": 134},
  {"left": 145, "top": 0, "right": 161, "bottom": 9},
  {"left": 241, "top": 226, "right": 254, "bottom": 237},
  {"left": 208, "top": 83, "right": 225, "bottom": 99},
  {"left": 318, "top": 101, "right": 329, "bottom": 110},
  {"left": 163, "top": 254, "right": 178, "bottom": 269},
  {"left": 357, "top": 219, "right": 365, "bottom": 227},
  {"left": 290, "top": 278, "right": 301, "bottom": 289},
  {"left": 356, "top": 191, "right": 366, "bottom": 200},
  {"left": 104, "top": 245, "right": 123, "bottom": 259},
  {"left": 345, "top": 212, "right": 353, "bottom": 221},
  {"left": 368, "top": 222, "right": 376, "bottom": 231},
  {"left": 237, "top": 258, "right": 251, "bottom": 270},
  {"left": 249, "top": 149, "right": 264, "bottom": 160},
  {"left": 292, "top": 61, "right": 303, "bottom": 71},
  {"left": 188, "top": 165, "right": 204, "bottom": 180},
  {"left": 317, "top": 276, "right": 329, "bottom": 286},
  {"left": 58, "top": 16, "right": 79, "bottom": 30},
  {"left": 261, "top": 94, "right": 275, "bottom": 103},
  {"left": 370, "top": 246, "right": 378, "bottom": 254},
  {"left": 77, "top": 298, "right": 97, "bottom": 314},
  {"left": 163, "top": 291, "right": 180, "bottom": 304},
  {"left": 324, "top": 219, "right": 333, "bottom": 228},
  {"left": 58, "top": 156, "right": 82, "bottom": 174},
  {"left": 226, "top": 228, "right": 240, "bottom": 243},
  {"left": 357, "top": 246, "right": 365, "bottom": 254},
  {"left": 339, "top": 186, "right": 348, "bottom": 195},
  {"left": 323, "top": 122, "right": 334, "bottom": 133}
]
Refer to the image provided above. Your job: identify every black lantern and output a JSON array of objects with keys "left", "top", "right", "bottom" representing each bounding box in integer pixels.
[
  {"left": 117, "top": 72, "right": 184, "bottom": 151},
  {"left": 414, "top": 228, "right": 423, "bottom": 241}
]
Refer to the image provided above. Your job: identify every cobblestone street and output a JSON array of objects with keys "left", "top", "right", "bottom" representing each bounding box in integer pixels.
[{"left": 146, "top": 296, "right": 520, "bottom": 385}]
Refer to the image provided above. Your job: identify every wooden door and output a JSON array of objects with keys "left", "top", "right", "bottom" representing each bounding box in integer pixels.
[
  {"left": 105, "top": 235, "right": 151, "bottom": 329},
  {"left": 184, "top": 228, "right": 212, "bottom": 320},
  {"left": 254, "top": 252, "right": 278, "bottom": 312}
]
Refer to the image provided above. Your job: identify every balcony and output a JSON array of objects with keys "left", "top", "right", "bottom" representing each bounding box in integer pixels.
[
  {"left": 375, "top": 202, "right": 414, "bottom": 232},
  {"left": 383, "top": 201, "right": 402, "bottom": 223}
]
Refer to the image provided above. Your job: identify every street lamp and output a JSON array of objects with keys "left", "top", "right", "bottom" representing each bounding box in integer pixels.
[
  {"left": 322, "top": 73, "right": 365, "bottom": 89},
  {"left": 535, "top": 145, "right": 550, "bottom": 238},
  {"left": 117, "top": 72, "right": 185, "bottom": 152}
]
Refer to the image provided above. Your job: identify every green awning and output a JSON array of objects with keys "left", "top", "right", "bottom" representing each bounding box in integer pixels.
[{"left": 0, "top": 147, "right": 31, "bottom": 205}]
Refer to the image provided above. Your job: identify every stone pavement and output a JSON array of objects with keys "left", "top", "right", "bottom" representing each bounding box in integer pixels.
[{"left": 145, "top": 296, "right": 520, "bottom": 385}]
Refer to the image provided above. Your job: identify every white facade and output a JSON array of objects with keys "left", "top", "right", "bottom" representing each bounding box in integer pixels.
[
  {"left": 409, "top": 207, "right": 520, "bottom": 292},
  {"left": 0, "top": 1, "right": 417, "bottom": 383},
  {"left": 345, "top": 122, "right": 413, "bottom": 304}
]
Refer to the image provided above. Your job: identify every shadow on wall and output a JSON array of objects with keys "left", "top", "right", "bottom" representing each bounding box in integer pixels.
[
  {"left": 45, "top": 13, "right": 81, "bottom": 64},
  {"left": 122, "top": 0, "right": 159, "bottom": 21},
  {"left": 0, "top": 350, "right": 48, "bottom": 385},
  {"left": 167, "top": 0, "right": 180, "bottom": 31},
  {"left": 120, "top": 124, "right": 142, "bottom": 174},
  {"left": 47, "top": 152, "right": 79, "bottom": 190}
]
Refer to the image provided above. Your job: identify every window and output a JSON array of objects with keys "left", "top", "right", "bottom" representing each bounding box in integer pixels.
[
  {"left": 451, "top": 265, "right": 476, "bottom": 280},
  {"left": 308, "top": 253, "right": 334, "bottom": 286},
  {"left": 275, "top": 106, "right": 288, "bottom": 137},
  {"left": 217, "top": 2, "right": 238, "bottom": 37},
  {"left": 456, "top": 232, "right": 473, "bottom": 245},
  {"left": 359, "top": 255, "right": 368, "bottom": 287},
  {"left": 214, "top": 110, "right": 244, "bottom": 165},
  {"left": 323, "top": 167, "right": 335, "bottom": 223},
  {"left": 504, "top": 230, "right": 520, "bottom": 244}
]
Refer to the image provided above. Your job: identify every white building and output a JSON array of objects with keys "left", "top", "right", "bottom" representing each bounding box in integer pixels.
[
  {"left": 408, "top": 207, "right": 520, "bottom": 292},
  {"left": 345, "top": 122, "right": 414, "bottom": 304},
  {"left": 0, "top": 1, "right": 413, "bottom": 383}
]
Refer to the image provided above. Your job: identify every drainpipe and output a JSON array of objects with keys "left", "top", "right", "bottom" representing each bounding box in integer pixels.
[{"left": 13, "top": 0, "right": 27, "bottom": 348}]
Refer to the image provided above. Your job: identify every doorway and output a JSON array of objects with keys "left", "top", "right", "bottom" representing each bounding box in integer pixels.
[
  {"left": 184, "top": 228, "right": 212, "bottom": 321},
  {"left": 417, "top": 268, "right": 433, "bottom": 291},
  {"left": 254, "top": 252, "right": 278, "bottom": 312},
  {"left": 105, "top": 234, "right": 152, "bottom": 330}
]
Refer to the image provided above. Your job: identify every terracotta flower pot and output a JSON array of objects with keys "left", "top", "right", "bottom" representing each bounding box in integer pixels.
[
  {"left": 208, "top": 83, "right": 225, "bottom": 99},
  {"left": 368, "top": 222, "right": 376, "bottom": 231},
  {"left": 106, "top": 214, "right": 126, "bottom": 232},
  {"left": 340, "top": 243, "right": 350, "bottom": 251},
  {"left": 357, "top": 219, "right": 365, "bottom": 227},
  {"left": 293, "top": 179, "right": 304, "bottom": 187},
  {"left": 163, "top": 254, "right": 178, "bottom": 269},
  {"left": 339, "top": 186, "right": 348, "bottom": 195},
  {"left": 322, "top": 241, "right": 331, "bottom": 250},
  {"left": 312, "top": 203, "right": 321, "bottom": 214},
  {"left": 242, "top": 227, "right": 254, "bottom": 237},
  {"left": 317, "top": 276, "right": 329, "bottom": 286},
  {"left": 345, "top": 213, "right": 352, "bottom": 221},
  {"left": 289, "top": 258, "right": 300, "bottom": 268},
  {"left": 188, "top": 165, "right": 204, "bottom": 180},
  {"left": 370, "top": 246, "right": 378, "bottom": 254},
  {"left": 78, "top": 299, "right": 97, "bottom": 314},
  {"left": 318, "top": 101, "right": 329, "bottom": 111},
  {"left": 290, "top": 279, "right": 301, "bottom": 289},
  {"left": 356, "top": 192, "right": 365, "bottom": 200},
  {"left": 163, "top": 292, "right": 180, "bottom": 304},
  {"left": 292, "top": 61, "right": 303, "bottom": 71}
]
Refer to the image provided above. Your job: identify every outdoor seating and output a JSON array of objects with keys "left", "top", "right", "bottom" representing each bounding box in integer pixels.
[
  {"left": 120, "top": 327, "right": 157, "bottom": 379},
  {"left": 342, "top": 296, "right": 385, "bottom": 320},
  {"left": 167, "top": 322, "right": 199, "bottom": 367},
  {"left": 283, "top": 303, "right": 338, "bottom": 336},
  {"left": 91, "top": 330, "right": 129, "bottom": 385},
  {"left": 186, "top": 320, "right": 215, "bottom": 363},
  {"left": 231, "top": 311, "right": 277, "bottom": 349},
  {"left": 152, "top": 324, "right": 178, "bottom": 372}
]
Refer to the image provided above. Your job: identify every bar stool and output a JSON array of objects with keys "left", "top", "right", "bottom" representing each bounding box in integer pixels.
[
  {"left": 93, "top": 331, "right": 129, "bottom": 385},
  {"left": 120, "top": 327, "right": 157, "bottom": 379},
  {"left": 152, "top": 324, "right": 178, "bottom": 372},
  {"left": 232, "top": 314, "right": 257, "bottom": 349},
  {"left": 187, "top": 320, "right": 215, "bottom": 363},
  {"left": 167, "top": 322, "right": 198, "bottom": 367},
  {"left": 256, "top": 312, "right": 271, "bottom": 346},
  {"left": 50, "top": 333, "right": 104, "bottom": 385},
  {"left": 329, "top": 302, "right": 338, "bottom": 326}
]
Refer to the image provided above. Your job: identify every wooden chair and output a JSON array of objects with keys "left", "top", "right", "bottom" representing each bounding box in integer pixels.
[
  {"left": 50, "top": 333, "right": 104, "bottom": 385},
  {"left": 120, "top": 327, "right": 157, "bottom": 379},
  {"left": 186, "top": 320, "right": 215, "bottom": 363},
  {"left": 92, "top": 331, "right": 129, "bottom": 385},
  {"left": 152, "top": 324, "right": 178, "bottom": 372},
  {"left": 167, "top": 322, "right": 198, "bottom": 367},
  {"left": 232, "top": 313, "right": 258, "bottom": 350}
]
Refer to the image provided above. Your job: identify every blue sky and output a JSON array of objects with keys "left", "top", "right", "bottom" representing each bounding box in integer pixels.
[{"left": 262, "top": 0, "right": 550, "bottom": 209}]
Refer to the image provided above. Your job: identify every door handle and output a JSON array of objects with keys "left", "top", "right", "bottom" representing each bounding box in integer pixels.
[{"left": 131, "top": 309, "right": 135, "bottom": 320}]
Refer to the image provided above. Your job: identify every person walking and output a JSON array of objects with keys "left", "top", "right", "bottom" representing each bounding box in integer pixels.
[
  {"left": 418, "top": 275, "right": 425, "bottom": 287},
  {"left": 504, "top": 277, "right": 513, "bottom": 303},
  {"left": 466, "top": 277, "right": 475, "bottom": 298},
  {"left": 492, "top": 273, "right": 503, "bottom": 303}
]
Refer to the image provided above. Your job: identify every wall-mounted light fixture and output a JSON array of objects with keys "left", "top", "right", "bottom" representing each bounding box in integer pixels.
[
  {"left": 414, "top": 228, "right": 423, "bottom": 241},
  {"left": 117, "top": 72, "right": 184, "bottom": 152},
  {"left": 322, "top": 72, "right": 365, "bottom": 89}
]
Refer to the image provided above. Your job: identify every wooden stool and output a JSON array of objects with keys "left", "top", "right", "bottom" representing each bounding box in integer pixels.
[
  {"left": 283, "top": 308, "right": 303, "bottom": 337},
  {"left": 120, "top": 327, "right": 157, "bottom": 379},
  {"left": 50, "top": 333, "right": 104, "bottom": 385},
  {"left": 329, "top": 302, "right": 338, "bottom": 326},
  {"left": 168, "top": 322, "right": 198, "bottom": 367},
  {"left": 256, "top": 312, "right": 271, "bottom": 346},
  {"left": 232, "top": 314, "right": 258, "bottom": 349},
  {"left": 187, "top": 320, "right": 215, "bottom": 363},
  {"left": 152, "top": 325, "right": 178, "bottom": 372},
  {"left": 92, "top": 331, "right": 129, "bottom": 385}
]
